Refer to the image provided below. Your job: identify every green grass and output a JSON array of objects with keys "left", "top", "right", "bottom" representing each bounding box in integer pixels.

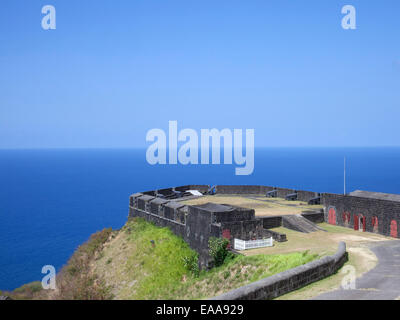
[
  {"left": 119, "top": 218, "right": 319, "bottom": 299},
  {"left": 124, "top": 218, "right": 198, "bottom": 299}
]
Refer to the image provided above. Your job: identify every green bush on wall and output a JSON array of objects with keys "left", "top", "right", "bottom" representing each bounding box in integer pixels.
[{"left": 208, "top": 237, "right": 230, "bottom": 267}]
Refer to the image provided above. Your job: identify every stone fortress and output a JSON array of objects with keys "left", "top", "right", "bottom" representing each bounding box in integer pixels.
[{"left": 129, "top": 184, "right": 400, "bottom": 268}]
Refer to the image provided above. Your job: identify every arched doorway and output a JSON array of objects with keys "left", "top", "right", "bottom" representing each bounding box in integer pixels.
[
  {"left": 343, "top": 212, "right": 351, "bottom": 227},
  {"left": 358, "top": 215, "right": 366, "bottom": 232},
  {"left": 372, "top": 217, "right": 379, "bottom": 233},
  {"left": 390, "top": 220, "right": 398, "bottom": 238},
  {"left": 328, "top": 207, "right": 336, "bottom": 225}
]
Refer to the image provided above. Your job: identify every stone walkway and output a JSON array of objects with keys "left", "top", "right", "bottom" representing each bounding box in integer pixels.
[{"left": 315, "top": 240, "right": 400, "bottom": 300}]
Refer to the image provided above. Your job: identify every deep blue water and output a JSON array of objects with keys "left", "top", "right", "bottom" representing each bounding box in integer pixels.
[{"left": 1, "top": 147, "right": 400, "bottom": 290}]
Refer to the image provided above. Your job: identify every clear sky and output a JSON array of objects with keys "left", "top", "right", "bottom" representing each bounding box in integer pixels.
[{"left": 1, "top": 0, "right": 399, "bottom": 148}]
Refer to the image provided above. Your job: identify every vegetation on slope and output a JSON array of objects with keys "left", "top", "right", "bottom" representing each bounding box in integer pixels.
[
  {"left": 94, "top": 218, "right": 318, "bottom": 299},
  {"left": 4, "top": 218, "right": 319, "bottom": 300}
]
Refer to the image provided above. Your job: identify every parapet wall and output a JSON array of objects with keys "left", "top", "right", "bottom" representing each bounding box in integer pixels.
[
  {"left": 215, "top": 185, "right": 320, "bottom": 203},
  {"left": 210, "top": 242, "right": 348, "bottom": 300},
  {"left": 297, "top": 190, "right": 319, "bottom": 202},
  {"left": 130, "top": 207, "right": 185, "bottom": 239},
  {"left": 215, "top": 185, "right": 274, "bottom": 194}
]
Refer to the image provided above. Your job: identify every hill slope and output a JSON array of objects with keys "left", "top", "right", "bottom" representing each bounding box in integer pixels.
[{"left": 5, "top": 217, "right": 319, "bottom": 300}]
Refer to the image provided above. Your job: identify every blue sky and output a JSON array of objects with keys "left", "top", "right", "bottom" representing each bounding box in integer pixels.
[{"left": 1, "top": 0, "right": 399, "bottom": 148}]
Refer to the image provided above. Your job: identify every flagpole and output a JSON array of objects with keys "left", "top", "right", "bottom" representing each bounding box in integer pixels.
[{"left": 344, "top": 157, "right": 346, "bottom": 195}]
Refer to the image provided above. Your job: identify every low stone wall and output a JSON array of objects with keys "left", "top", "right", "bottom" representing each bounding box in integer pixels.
[
  {"left": 263, "top": 229, "right": 287, "bottom": 242},
  {"left": 259, "top": 216, "right": 282, "bottom": 229},
  {"left": 210, "top": 242, "right": 348, "bottom": 300}
]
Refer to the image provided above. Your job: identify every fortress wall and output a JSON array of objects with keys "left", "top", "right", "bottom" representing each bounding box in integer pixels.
[
  {"left": 149, "top": 198, "right": 170, "bottom": 216},
  {"left": 163, "top": 203, "right": 186, "bottom": 223},
  {"left": 212, "top": 208, "right": 255, "bottom": 223},
  {"left": 188, "top": 185, "right": 210, "bottom": 194},
  {"left": 136, "top": 195, "right": 155, "bottom": 211},
  {"left": 156, "top": 188, "right": 174, "bottom": 197},
  {"left": 185, "top": 206, "right": 216, "bottom": 268},
  {"left": 218, "top": 220, "right": 265, "bottom": 246},
  {"left": 322, "top": 193, "right": 400, "bottom": 237},
  {"left": 129, "top": 193, "right": 142, "bottom": 208},
  {"left": 274, "top": 187, "right": 296, "bottom": 198},
  {"left": 207, "top": 185, "right": 320, "bottom": 202},
  {"left": 175, "top": 207, "right": 186, "bottom": 224},
  {"left": 141, "top": 190, "right": 157, "bottom": 196},
  {"left": 215, "top": 185, "right": 273, "bottom": 194},
  {"left": 129, "top": 207, "right": 185, "bottom": 239},
  {"left": 211, "top": 242, "right": 348, "bottom": 300},
  {"left": 174, "top": 185, "right": 210, "bottom": 194},
  {"left": 297, "top": 190, "right": 319, "bottom": 202}
]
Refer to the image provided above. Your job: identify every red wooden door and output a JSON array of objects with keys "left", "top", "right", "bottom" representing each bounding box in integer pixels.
[
  {"left": 328, "top": 207, "right": 336, "bottom": 225},
  {"left": 390, "top": 220, "right": 398, "bottom": 238},
  {"left": 354, "top": 214, "right": 359, "bottom": 230}
]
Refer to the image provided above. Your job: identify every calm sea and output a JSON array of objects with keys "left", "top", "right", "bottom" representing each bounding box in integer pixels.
[{"left": 1, "top": 147, "right": 400, "bottom": 290}]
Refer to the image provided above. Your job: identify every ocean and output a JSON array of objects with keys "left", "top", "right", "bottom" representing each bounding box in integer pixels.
[{"left": 1, "top": 147, "right": 400, "bottom": 291}]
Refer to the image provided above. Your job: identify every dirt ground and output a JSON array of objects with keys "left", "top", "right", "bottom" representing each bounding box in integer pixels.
[
  {"left": 181, "top": 194, "right": 323, "bottom": 216},
  {"left": 240, "top": 223, "right": 394, "bottom": 299}
]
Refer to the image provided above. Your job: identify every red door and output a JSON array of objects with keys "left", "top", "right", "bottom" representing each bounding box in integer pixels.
[
  {"left": 328, "top": 207, "right": 336, "bottom": 225},
  {"left": 390, "top": 220, "right": 398, "bottom": 238},
  {"left": 354, "top": 214, "right": 359, "bottom": 230}
]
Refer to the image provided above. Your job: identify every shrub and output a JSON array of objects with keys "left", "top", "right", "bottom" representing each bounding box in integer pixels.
[
  {"left": 182, "top": 253, "right": 199, "bottom": 277},
  {"left": 208, "top": 237, "right": 230, "bottom": 267}
]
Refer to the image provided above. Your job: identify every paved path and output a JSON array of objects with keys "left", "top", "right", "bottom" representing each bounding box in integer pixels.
[{"left": 315, "top": 240, "right": 400, "bottom": 300}]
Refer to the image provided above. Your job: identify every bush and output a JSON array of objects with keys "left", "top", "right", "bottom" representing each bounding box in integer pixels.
[
  {"left": 208, "top": 237, "right": 230, "bottom": 267},
  {"left": 182, "top": 253, "right": 199, "bottom": 277}
]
